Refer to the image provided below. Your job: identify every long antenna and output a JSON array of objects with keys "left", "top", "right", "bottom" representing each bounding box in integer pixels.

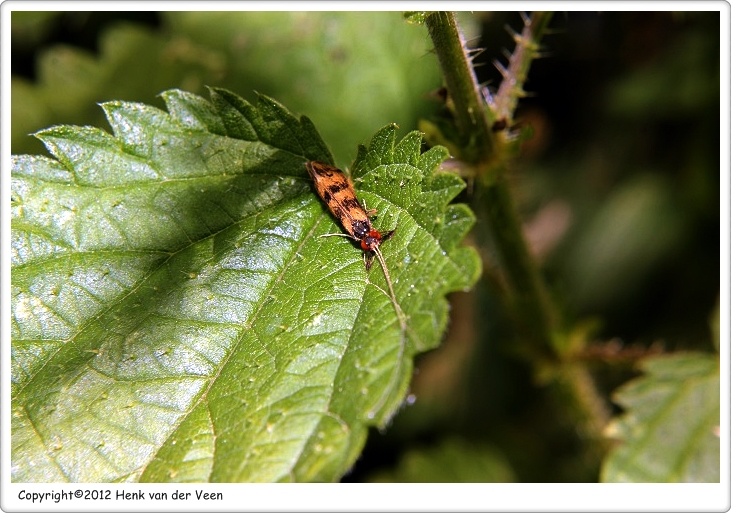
[
  {"left": 372, "top": 246, "right": 407, "bottom": 334},
  {"left": 365, "top": 245, "right": 410, "bottom": 421}
]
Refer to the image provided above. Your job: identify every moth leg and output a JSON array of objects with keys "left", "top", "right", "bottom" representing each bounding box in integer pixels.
[
  {"left": 381, "top": 228, "right": 396, "bottom": 242},
  {"left": 363, "top": 252, "right": 375, "bottom": 271},
  {"left": 361, "top": 198, "right": 378, "bottom": 218}
]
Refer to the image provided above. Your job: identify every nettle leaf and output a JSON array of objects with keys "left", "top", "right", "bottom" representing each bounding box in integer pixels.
[
  {"left": 11, "top": 88, "right": 480, "bottom": 483},
  {"left": 601, "top": 353, "right": 720, "bottom": 482},
  {"left": 13, "top": 12, "right": 442, "bottom": 165}
]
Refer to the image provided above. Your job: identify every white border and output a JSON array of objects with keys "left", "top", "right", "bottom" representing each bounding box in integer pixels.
[
  {"left": 2, "top": 2, "right": 729, "bottom": 512},
  {"left": 0, "top": 0, "right": 729, "bottom": 11}
]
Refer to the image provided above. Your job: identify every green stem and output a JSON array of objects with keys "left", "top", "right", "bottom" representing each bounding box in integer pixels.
[
  {"left": 426, "top": 11, "right": 557, "bottom": 362},
  {"left": 425, "top": 11, "right": 611, "bottom": 471},
  {"left": 493, "top": 12, "right": 553, "bottom": 122},
  {"left": 481, "top": 170, "right": 557, "bottom": 364},
  {"left": 425, "top": 12, "right": 495, "bottom": 164}
]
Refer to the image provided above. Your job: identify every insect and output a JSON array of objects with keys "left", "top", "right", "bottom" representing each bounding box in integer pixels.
[
  {"left": 307, "top": 160, "right": 410, "bottom": 417},
  {"left": 305, "top": 161, "right": 405, "bottom": 324},
  {"left": 305, "top": 161, "right": 395, "bottom": 271}
]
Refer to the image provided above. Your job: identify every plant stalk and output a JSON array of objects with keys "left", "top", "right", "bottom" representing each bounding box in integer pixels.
[
  {"left": 426, "top": 11, "right": 557, "bottom": 363},
  {"left": 480, "top": 170, "right": 557, "bottom": 364},
  {"left": 425, "top": 11, "right": 612, "bottom": 471},
  {"left": 425, "top": 12, "right": 495, "bottom": 164}
]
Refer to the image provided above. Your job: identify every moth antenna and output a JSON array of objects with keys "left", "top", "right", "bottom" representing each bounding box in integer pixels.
[
  {"left": 372, "top": 246, "right": 407, "bottom": 333},
  {"left": 319, "top": 232, "right": 356, "bottom": 240},
  {"left": 366, "top": 245, "right": 409, "bottom": 421}
]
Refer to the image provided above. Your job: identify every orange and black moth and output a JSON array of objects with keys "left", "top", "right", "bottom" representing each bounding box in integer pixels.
[
  {"left": 307, "top": 160, "right": 408, "bottom": 339},
  {"left": 305, "top": 161, "right": 395, "bottom": 270},
  {"left": 307, "top": 161, "right": 408, "bottom": 407}
]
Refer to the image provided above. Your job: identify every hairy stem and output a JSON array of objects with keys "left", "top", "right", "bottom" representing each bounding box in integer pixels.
[
  {"left": 480, "top": 167, "right": 557, "bottom": 364},
  {"left": 425, "top": 12, "right": 495, "bottom": 164},
  {"left": 425, "top": 11, "right": 610, "bottom": 467},
  {"left": 426, "top": 11, "right": 557, "bottom": 362},
  {"left": 493, "top": 12, "right": 553, "bottom": 122}
]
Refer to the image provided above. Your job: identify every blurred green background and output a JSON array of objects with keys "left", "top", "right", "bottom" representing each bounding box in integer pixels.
[
  {"left": 11, "top": 11, "right": 444, "bottom": 165},
  {"left": 11, "top": 11, "right": 720, "bottom": 482}
]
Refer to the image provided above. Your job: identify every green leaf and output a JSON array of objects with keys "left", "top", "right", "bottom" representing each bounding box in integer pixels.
[
  {"left": 562, "top": 174, "right": 687, "bottom": 311},
  {"left": 12, "top": 13, "right": 442, "bottom": 165},
  {"left": 11, "top": 21, "right": 227, "bottom": 157},
  {"left": 601, "top": 353, "right": 720, "bottom": 482},
  {"left": 403, "top": 12, "right": 429, "bottom": 25},
  {"left": 167, "top": 12, "right": 442, "bottom": 164},
  {"left": 11, "top": 88, "right": 480, "bottom": 482}
]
